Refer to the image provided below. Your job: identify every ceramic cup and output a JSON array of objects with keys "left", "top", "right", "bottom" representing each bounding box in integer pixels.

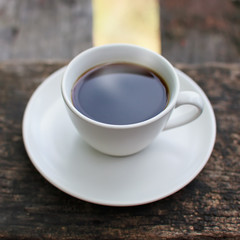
[{"left": 61, "top": 44, "right": 203, "bottom": 156}]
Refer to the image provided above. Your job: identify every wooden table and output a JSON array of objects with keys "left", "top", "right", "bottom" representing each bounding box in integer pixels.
[{"left": 0, "top": 62, "right": 239, "bottom": 239}]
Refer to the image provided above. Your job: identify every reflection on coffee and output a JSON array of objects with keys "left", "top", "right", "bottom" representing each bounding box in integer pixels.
[{"left": 72, "top": 63, "right": 168, "bottom": 125}]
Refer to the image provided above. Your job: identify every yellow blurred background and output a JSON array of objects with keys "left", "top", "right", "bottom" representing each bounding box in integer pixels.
[{"left": 93, "top": 0, "right": 161, "bottom": 53}]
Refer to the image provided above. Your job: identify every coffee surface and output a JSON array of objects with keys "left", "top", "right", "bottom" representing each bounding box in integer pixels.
[{"left": 72, "top": 63, "right": 168, "bottom": 125}]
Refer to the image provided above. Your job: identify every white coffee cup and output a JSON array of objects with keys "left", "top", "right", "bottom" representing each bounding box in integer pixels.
[{"left": 61, "top": 44, "right": 203, "bottom": 156}]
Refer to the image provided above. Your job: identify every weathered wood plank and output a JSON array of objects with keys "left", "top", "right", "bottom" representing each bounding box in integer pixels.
[
  {"left": 161, "top": 0, "right": 240, "bottom": 63},
  {"left": 0, "top": 0, "right": 92, "bottom": 61},
  {"left": 0, "top": 62, "right": 239, "bottom": 239}
]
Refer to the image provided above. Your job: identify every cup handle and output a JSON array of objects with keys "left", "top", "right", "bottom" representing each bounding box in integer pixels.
[{"left": 164, "top": 91, "right": 204, "bottom": 130}]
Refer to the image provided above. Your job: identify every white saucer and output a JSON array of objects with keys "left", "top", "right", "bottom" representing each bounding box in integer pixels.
[{"left": 23, "top": 67, "right": 216, "bottom": 206}]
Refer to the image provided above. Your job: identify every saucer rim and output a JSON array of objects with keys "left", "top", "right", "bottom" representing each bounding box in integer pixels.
[{"left": 22, "top": 67, "right": 216, "bottom": 207}]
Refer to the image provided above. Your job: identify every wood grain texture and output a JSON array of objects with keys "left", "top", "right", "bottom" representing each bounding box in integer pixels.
[
  {"left": 0, "top": 0, "right": 92, "bottom": 61},
  {"left": 161, "top": 0, "right": 240, "bottom": 63},
  {"left": 0, "top": 62, "right": 239, "bottom": 239}
]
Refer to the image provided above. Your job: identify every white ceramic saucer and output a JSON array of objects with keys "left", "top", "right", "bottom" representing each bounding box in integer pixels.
[{"left": 23, "top": 67, "right": 216, "bottom": 207}]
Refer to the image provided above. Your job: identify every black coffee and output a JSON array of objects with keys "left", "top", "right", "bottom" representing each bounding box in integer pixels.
[{"left": 72, "top": 63, "right": 168, "bottom": 125}]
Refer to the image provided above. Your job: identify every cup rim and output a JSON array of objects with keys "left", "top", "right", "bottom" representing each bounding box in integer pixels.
[{"left": 61, "top": 43, "right": 179, "bottom": 129}]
